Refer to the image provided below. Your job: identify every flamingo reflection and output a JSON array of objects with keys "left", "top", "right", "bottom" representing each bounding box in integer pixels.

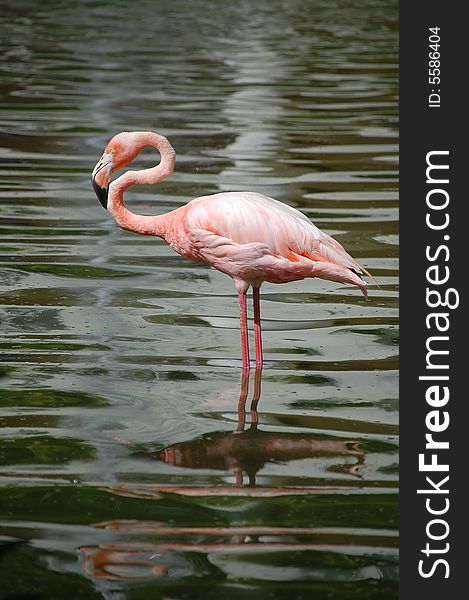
[
  {"left": 156, "top": 369, "right": 364, "bottom": 486},
  {"left": 80, "top": 544, "right": 169, "bottom": 581},
  {"left": 78, "top": 371, "right": 372, "bottom": 583}
]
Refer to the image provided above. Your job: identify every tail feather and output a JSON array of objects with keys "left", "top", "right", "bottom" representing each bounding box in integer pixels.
[
  {"left": 309, "top": 261, "right": 369, "bottom": 299},
  {"left": 358, "top": 278, "right": 368, "bottom": 300},
  {"left": 305, "top": 237, "right": 377, "bottom": 296},
  {"left": 357, "top": 265, "right": 379, "bottom": 290}
]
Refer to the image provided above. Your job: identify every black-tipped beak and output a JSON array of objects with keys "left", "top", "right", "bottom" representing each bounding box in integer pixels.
[
  {"left": 92, "top": 177, "right": 109, "bottom": 209},
  {"left": 91, "top": 153, "right": 112, "bottom": 209}
]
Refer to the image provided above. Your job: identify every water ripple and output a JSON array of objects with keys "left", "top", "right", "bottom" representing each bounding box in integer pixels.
[{"left": 0, "top": 0, "right": 398, "bottom": 596}]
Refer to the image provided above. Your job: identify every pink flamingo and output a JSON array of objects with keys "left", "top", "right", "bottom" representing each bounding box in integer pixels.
[{"left": 91, "top": 131, "right": 371, "bottom": 370}]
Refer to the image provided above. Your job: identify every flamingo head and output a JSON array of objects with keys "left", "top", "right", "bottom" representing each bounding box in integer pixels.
[{"left": 91, "top": 132, "right": 142, "bottom": 209}]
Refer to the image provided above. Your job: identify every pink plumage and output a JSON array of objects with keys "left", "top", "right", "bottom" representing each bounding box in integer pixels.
[{"left": 91, "top": 131, "right": 371, "bottom": 370}]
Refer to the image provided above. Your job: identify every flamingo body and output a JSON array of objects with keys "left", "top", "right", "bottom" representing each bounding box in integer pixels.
[
  {"left": 172, "top": 191, "right": 368, "bottom": 295},
  {"left": 92, "top": 131, "right": 370, "bottom": 369}
]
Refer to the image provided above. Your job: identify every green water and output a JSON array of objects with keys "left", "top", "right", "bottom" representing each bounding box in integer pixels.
[{"left": 0, "top": 0, "right": 398, "bottom": 597}]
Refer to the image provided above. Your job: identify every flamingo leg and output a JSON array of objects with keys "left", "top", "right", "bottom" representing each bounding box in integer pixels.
[
  {"left": 238, "top": 291, "right": 250, "bottom": 370},
  {"left": 249, "top": 367, "right": 262, "bottom": 429},
  {"left": 253, "top": 286, "right": 263, "bottom": 368},
  {"left": 236, "top": 368, "right": 250, "bottom": 432}
]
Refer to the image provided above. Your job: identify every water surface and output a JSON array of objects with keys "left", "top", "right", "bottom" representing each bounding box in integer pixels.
[{"left": 0, "top": 1, "right": 398, "bottom": 597}]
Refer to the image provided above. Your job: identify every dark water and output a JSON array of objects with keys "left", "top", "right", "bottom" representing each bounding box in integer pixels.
[{"left": 0, "top": 1, "right": 398, "bottom": 598}]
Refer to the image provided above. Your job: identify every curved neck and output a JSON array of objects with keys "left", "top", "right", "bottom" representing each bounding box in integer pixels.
[{"left": 108, "top": 132, "right": 176, "bottom": 237}]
